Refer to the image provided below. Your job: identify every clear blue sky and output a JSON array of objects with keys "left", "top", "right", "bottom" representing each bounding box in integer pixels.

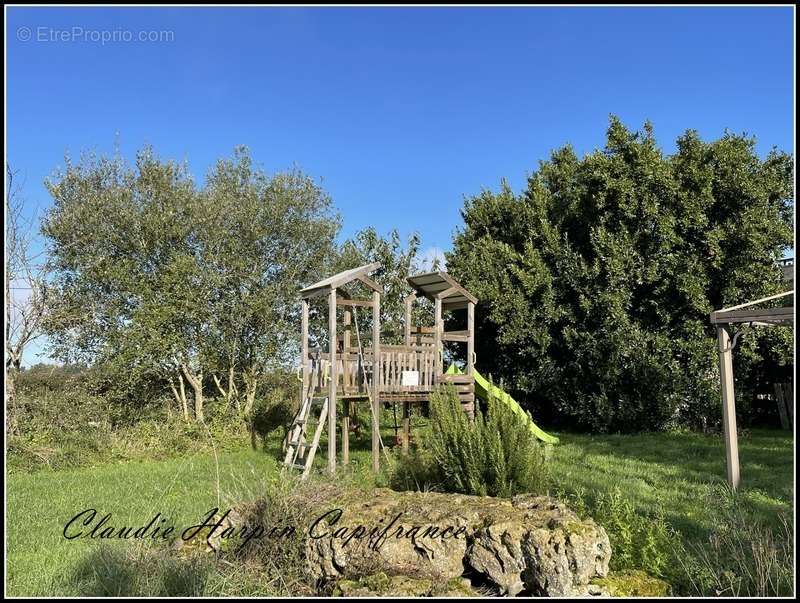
[{"left": 6, "top": 6, "right": 795, "bottom": 364}]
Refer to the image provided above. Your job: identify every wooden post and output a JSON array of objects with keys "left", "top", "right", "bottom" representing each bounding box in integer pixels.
[
  {"left": 774, "top": 383, "right": 790, "bottom": 430},
  {"left": 717, "top": 325, "right": 740, "bottom": 490},
  {"left": 328, "top": 288, "right": 337, "bottom": 476},
  {"left": 467, "top": 301, "right": 475, "bottom": 376},
  {"left": 404, "top": 295, "right": 414, "bottom": 347},
  {"left": 301, "top": 299, "right": 309, "bottom": 409},
  {"left": 372, "top": 291, "right": 381, "bottom": 473},
  {"left": 784, "top": 382, "right": 794, "bottom": 427},
  {"left": 402, "top": 402, "right": 410, "bottom": 454},
  {"left": 342, "top": 309, "right": 351, "bottom": 464},
  {"left": 434, "top": 297, "right": 442, "bottom": 382}
]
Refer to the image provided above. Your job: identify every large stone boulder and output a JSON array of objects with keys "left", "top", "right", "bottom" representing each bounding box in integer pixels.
[{"left": 304, "top": 488, "right": 611, "bottom": 597}]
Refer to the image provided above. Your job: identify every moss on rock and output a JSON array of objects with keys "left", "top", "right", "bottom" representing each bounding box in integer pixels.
[{"left": 591, "top": 570, "right": 671, "bottom": 597}]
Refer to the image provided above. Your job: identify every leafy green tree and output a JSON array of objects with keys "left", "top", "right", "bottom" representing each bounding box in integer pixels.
[
  {"left": 448, "top": 117, "right": 793, "bottom": 432},
  {"left": 42, "top": 147, "right": 339, "bottom": 421},
  {"left": 335, "top": 227, "right": 429, "bottom": 344}
]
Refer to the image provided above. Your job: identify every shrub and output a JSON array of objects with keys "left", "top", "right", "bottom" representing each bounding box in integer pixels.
[
  {"left": 393, "top": 385, "right": 548, "bottom": 497},
  {"left": 558, "top": 487, "right": 678, "bottom": 580},
  {"left": 227, "top": 479, "right": 340, "bottom": 595}
]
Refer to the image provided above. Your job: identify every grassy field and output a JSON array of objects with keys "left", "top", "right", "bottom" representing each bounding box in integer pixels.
[
  {"left": 6, "top": 422, "right": 794, "bottom": 596},
  {"left": 548, "top": 429, "right": 794, "bottom": 539}
]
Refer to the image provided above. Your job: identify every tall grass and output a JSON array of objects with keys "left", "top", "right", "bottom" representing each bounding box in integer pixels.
[{"left": 674, "top": 492, "right": 795, "bottom": 597}]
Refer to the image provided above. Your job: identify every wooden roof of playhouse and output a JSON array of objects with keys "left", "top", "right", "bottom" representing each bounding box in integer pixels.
[
  {"left": 407, "top": 271, "right": 477, "bottom": 309},
  {"left": 300, "top": 262, "right": 384, "bottom": 299}
]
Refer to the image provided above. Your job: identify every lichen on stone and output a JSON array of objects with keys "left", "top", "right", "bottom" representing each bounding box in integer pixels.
[{"left": 591, "top": 570, "right": 671, "bottom": 597}]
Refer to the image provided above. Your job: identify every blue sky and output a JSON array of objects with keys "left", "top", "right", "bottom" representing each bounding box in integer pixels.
[{"left": 6, "top": 6, "right": 795, "bottom": 364}]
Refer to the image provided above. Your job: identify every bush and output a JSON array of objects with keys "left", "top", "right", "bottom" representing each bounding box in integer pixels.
[
  {"left": 558, "top": 487, "right": 678, "bottom": 581},
  {"left": 7, "top": 383, "right": 254, "bottom": 472},
  {"left": 447, "top": 118, "right": 794, "bottom": 432},
  {"left": 227, "top": 479, "right": 341, "bottom": 595},
  {"left": 392, "top": 385, "right": 548, "bottom": 497}
]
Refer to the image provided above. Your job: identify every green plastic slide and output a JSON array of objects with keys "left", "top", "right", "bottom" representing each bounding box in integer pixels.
[{"left": 445, "top": 363, "right": 559, "bottom": 444}]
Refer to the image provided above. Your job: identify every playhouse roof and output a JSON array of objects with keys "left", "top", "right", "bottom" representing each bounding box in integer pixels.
[
  {"left": 300, "top": 262, "right": 383, "bottom": 299},
  {"left": 407, "top": 271, "right": 477, "bottom": 308}
]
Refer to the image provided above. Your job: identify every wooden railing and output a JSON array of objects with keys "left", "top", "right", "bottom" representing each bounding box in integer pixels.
[
  {"left": 311, "top": 344, "right": 437, "bottom": 394},
  {"left": 377, "top": 344, "right": 436, "bottom": 393}
]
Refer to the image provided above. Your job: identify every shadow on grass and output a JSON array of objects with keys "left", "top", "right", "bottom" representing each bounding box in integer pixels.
[{"left": 69, "top": 545, "right": 212, "bottom": 597}]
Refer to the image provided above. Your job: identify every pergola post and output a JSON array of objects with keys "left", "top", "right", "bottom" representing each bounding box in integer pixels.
[
  {"left": 372, "top": 290, "right": 381, "bottom": 473},
  {"left": 716, "top": 325, "right": 740, "bottom": 490},
  {"left": 328, "top": 288, "right": 337, "bottom": 476}
]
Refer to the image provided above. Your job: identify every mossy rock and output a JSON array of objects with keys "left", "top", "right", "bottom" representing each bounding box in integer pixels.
[{"left": 591, "top": 570, "right": 671, "bottom": 597}]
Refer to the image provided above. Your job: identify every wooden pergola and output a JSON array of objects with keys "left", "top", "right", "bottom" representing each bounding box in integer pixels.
[{"left": 710, "top": 288, "right": 794, "bottom": 490}]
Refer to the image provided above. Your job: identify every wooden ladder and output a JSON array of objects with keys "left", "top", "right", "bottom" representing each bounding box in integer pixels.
[{"left": 284, "top": 389, "right": 329, "bottom": 479}]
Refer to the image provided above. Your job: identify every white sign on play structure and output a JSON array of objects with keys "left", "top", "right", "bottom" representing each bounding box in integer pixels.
[{"left": 401, "top": 370, "right": 419, "bottom": 386}]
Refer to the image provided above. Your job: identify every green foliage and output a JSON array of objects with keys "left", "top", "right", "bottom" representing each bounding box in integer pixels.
[
  {"left": 334, "top": 227, "right": 430, "bottom": 345},
  {"left": 559, "top": 487, "right": 677, "bottom": 580},
  {"left": 5, "top": 383, "right": 266, "bottom": 473},
  {"left": 394, "top": 385, "right": 548, "bottom": 497},
  {"left": 448, "top": 117, "right": 794, "bottom": 431},
  {"left": 250, "top": 395, "right": 295, "bottom": 442},
  {"left": 41, "top": 146, "right": 340, "bottom": 408}
]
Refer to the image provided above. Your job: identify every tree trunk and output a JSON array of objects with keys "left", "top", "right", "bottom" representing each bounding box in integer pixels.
[
  {"left": 181, "top": 364, "right": 204, "bottom": 422},
  {"left": 5, "top": 349, "right": 23, "bottom": 435},
  {"left": 170, "top": 373, "right": 190, "bottom": 422},
  {"left": 243, "top": 370, "right": 258, "bottom": 417},
  {"left": 213, "top": 365, "right": 238, "bottom": 411}
]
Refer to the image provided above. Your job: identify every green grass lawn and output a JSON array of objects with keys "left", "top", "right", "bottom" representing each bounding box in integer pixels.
[
  {"left": 548, "top": 428, "right": 794, "bottom": 540},
  {"left": 6, "top": 421, "right": 794, "bottom": 596}
]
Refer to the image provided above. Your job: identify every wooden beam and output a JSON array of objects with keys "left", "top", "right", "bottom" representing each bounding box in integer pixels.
[
  {"left": 442, "top": 333, "right": 469, "bottom": 342},
  {"left": 372, "top": 291, "right": 381, "bottom": 473},
  {"left": 711, "top": 306, "right": 793, "bottom": 325},
  {"left": 328, "top": 288, "right": 337, "bottom": 476},
  {"left": 301, "top": 285, "right": 332, "bottom": 300},
  {"left": 774, "top": 383, "right": 790, "bottom": 430},
  {"left": 434, "top": 296, "right": 442, "bottom": 382},
  {"left": 404, "top": 295, "right": 413, "bottom": 347},
  {"left": 358, "top": 274, "right": 383, "bottom": 294},
  {"left": 717, "top": 325, "right": 740, "bottom": 490},
  {"left": 342, "top": 400, "right": 350, "bottom": 465},
  {"left": 336, "top": 297, "right": 374, "bottom": 308},
  {"left": 467, "top": 301, "right": 475, "bottom": 376},
  {"left": 301, "top": 299, "right": 309, "bottom": 410},
  {"left": 435, "top": 286, "right": 459, "bottom": 300},
  {"left": 402, "top": 402, "right": 410, "bottom": 455},
  {"left": 342, "top": 309, "right": 351, "bottom": 465}
]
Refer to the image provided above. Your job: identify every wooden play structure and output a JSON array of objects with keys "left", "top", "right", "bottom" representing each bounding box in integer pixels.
[
  {"left": 284, "top": 262, "right": 478, "bottom": 477},
  {"left": 710, "top": 257, "right": 794, "bottom": 490}
]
